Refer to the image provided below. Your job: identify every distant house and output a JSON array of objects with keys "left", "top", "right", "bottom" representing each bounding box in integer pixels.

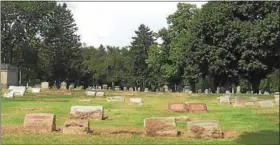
[{"left": 1, "top": 63, "right": 19, "bottom": 88}]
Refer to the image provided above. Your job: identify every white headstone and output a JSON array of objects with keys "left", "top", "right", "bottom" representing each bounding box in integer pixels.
[
  {"left": 144, "top": 88, "right": 149, "bottom": 92},
  {"left": 32, "top": 88, "right": 41, "bottom": 93},
  {"left": 219, "top": 96, "right": 231, "bottom": 104},
  {"left": 258, "top": 100, "right": 274, "bottom": 108},
  {"left": 85, "top": 91, "right": 96, "bottom": 96},
  {"left": 41, "top": 82, "right": 49, "bottom": 89},
  {"left": 275, "top": 95, "right": 279, "bottom": 105},
  {"left": 10, "top": 86, "right": 26, "bottom": 96},
  {"left": 129, "top": 97, "right": 143, "bottom": 105},
  {"left": 216, "top": 87, "right": 220, "bottom": 94},
  {"left": 96, "top": 92, "right": 105, "bottom": 97},
  {"left": 236, "top": 86, "right": 241, "bottom": 94},
  {"left": 204, "top": 89, "right": 209, "bottom": 94},
  {"left": 106, "top": 96, "right": 124, "bottom": 102},
  {"left": 225, "top": 90, "right": 231, "bottom": 94},
  {"left": 4, "top": 91, "right": 14, "bottom": 98}
]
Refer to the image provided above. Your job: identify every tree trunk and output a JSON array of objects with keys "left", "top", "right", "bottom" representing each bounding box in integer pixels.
[{"left": 249, "top": 78, "right": 261, "bottom": 94}]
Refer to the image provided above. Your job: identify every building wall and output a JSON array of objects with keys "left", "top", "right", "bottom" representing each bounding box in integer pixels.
[{"left": 1, "top": 68, "right": 18, "bottom": 88}]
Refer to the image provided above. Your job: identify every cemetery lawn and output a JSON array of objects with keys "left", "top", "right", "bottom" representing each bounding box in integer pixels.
[{"left": 1, "top": 91, "right": 279, "bottom": 145}]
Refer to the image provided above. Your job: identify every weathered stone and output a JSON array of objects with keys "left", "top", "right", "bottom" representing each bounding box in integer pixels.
[
  {"left": 114, "top": 86, "right": 120, "bottom": 91},
  {"left": 144, "top": 88, "right": 149, "bottom": 92},
  {"left": 69, "top": 83, "right": 75, "bottom": 90},
  {"left": 137, "top": 87, "right": 141, "bottom": 91},
  {"left": 168, "top": 102, "right": 187, "bottom": 112},
  {"left": 187, "top": 120, "right": 224, "bottom": 138},
  {"left": 63, "top": 119, "right": 89, "bottom": 134},
  {"left": 249, "top": 97, "right": 258, "bottom": 102},
  {"left": 232, "top": 88, "right": 235, "bottom": 94},
  {"left": 123, "top": 87, "right": 127, "bottom": 91},
  {"left": 41, "top": 82, "right": 49, "bottom": 89},
  {"left": 225, "top": 91, "right": 231, "bottom": 94},
  {"left": 3, "top": 91, "right": 14, "bottom": 98},
  {"left": 23, "top": 113, "right": 56, "bottom": 132},
  {"left": 129, "top": 97, "right": 143, "bottom": 106},
  {"left": 236, "top": 86, "right": 241, "bottom": 94},
  {"left": 60, "top": 81, "right": 67, "bottom": 90},
  {"left": 163, "top": 85, "right": 168, "bottom": 92},
  {"left": 233, "top": 96, "right": 245, "bottom": 107},
  {"left": 69, "top": 106, "right": 104, "bottom": 120},
  {"left": 96, "top": 92, "right": 105, "bottom": 97},
  {"left": 106, "top": 96, "right": 125, "bottom": 102},
  {"left": 258, "top": 100, "right": 274, "bottom": 108},
  {"left": 10, "top": 86, "right": 26, "bottom": 96},
  {"left": 204, "top": 89, "right": 209, "bottom": 94},
  {"left": 275, "top": 95, "right": 279, "bottom": 105},
  {"left": 144, "top": 117, "right": 178, "bottom": 137},
  {"left": 219, "top": 96, "right": 232, "bottom": 104},
  {"left": 244, "top": 101, "right": 255, "bottom": 106},
  {"left": 216, "top": 87, "right": 220, "bottom": 94},
  {"left": 85, "top": 91, "right": 96, "bottom": 97},
  {"left": 186, "top": 103, "right": 208, "bottom": 113},
  {"left": 129, "top": 87, "right": 133, "bottom": 91},
  {"left": 32, "top": 88, "right": 40, "bottom": 93},
  {"left": 102, "top": 84, "right": 108, "bottom": 90},
  {"left": 264, "top": 91, "right": 269, "bottom": 95}
]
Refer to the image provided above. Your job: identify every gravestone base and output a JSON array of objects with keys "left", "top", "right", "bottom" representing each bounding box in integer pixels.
[{"left": 63, "top": 119, "right": 89, "bottom": 134}]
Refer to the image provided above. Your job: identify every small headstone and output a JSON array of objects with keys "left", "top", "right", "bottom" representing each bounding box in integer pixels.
[
  {"left": 144, "top": 88, "right": 149, "bottom": 92},
  {"left": 102, "top": 84, "right": 108, "bottom": 90},
  {"left": 134, "top": 87, "right": 137, "bottom": 92},
  {"left": 96, "top": 92, "right": 105, "bottom": 97},
  {"left": 70, "top": 106, "right": 104, "bottom": 120},
  {"left": 197, "top": 89, "right": 202, "bottom": 93},
  {"left": 236, "top": 86, "right": 241, "bottom": 94},
  {"left": 137, "top": 87, "right": 141, "bottom": 92},
  {"left": 274, "top": 95, "right": 279, "bottom": 105},
  {"left": 231, "top": 88, "right": 235, "bottom": 94},
  {"left": 60, "top": 81, "right": 67, "bottom": 90},
  {"left": 85, "top": 91, "right": 96, "bottom": 97},
  {"left": 163, "top": 85, "right": 168, "bottom": 92},
  {"left": 108, "top": 87, "right": 111, "bottom": 91},
  {"left": 204, "top": 89, "right": 209, "bottom": 94},
  {"left": 129, "top": 97, "right": 143, "bottom": 106},
  {"left": 168, "top": 102, "right": 187, "bottom": 112},
  {"left": 249, "top": 97, "right": 258, "bottom": 102},
  {"left": 187, "top": 120, "right": 224, "bottom": 138},
  {"left": 106, "top": 96, "right": 124, "bottom": 102},
  {"left": 186, "top": 103, "right": 208, "bottom": 113},
  {"left": 97, "top": 86, "right": 102, "bottom": 90},
  {"left": 219, "top": 96, "right": 231, "bottom": 104},
  {"left": 63, "top": 119, "right": 89, "bottom": 134},
  {"left": 41, "top": 82, "right": 49, "bottom": 89},
  {"left": 216, "top": 87, "right": 220, "bottom": 94},
  {"left": 23, "top": 113, "right": 56, "bottom": 132},
  {"left": 32, "top": 88, "right": 40, "bottom": 93},
  {"left": 244, "top": 101, "right": 255, "bottom": 106},
  {"left": 123, "top": 87, "right": 127, "bottom": 91},
  {"left": 258, "top": 100, "right": 274, "bottom": 108},
  {"left": 3, "top": 91, "right": 14, "bottom": 98},
  {"left": 259, "top": 90, "right": 262, "bottom": 94},
  {"left": 10, "top": 86, "right": 26, "bottom": 96},
  {"left": 114, "top": 86, "right": 120, "bottom": 91},
  {"left": 225, "top": 91, "right": 231, "bottom": 94},
  {"left": 233, "top": 96, "right": 245, "bottom": 107},
  {"left": 144, "top": 117, "right": 178, "bottom": 137},
  {"left": 129, "top": 87, "right": 133, "bottom": 91},
  {"left": 264, "top": 91, "right": 269, "bottom": 95},
  {"left": 159, "top": 87, "right": 164, "bottom": 92},
  {"left": 69, "top": 83, "right": 75, "bottom": 90}
]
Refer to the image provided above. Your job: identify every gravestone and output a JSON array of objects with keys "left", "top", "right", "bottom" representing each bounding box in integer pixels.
[
  {"left": 225, "top": 91, "right": 231, "bottom": 94},
  {"left": 108, "top": 87, "right": 111, "bottom": 91},
  {"left": 23, "top": 113, "right": 56, "bottom": 132},
  {"left": 10, "top": 86, "right": 26, "bottom": 96},
  {"left": 144, "top": 117, "right": 178, "bottom": 137},
  {"left": 144, "top": 88, "right": 149, "bottom": 92},
  {"left": 168, "top": 102, "right": 187, "bottom": 112},
  {"left": 236, "top": 86, "right": 241, "bottom": 94},
  {"left": 233, "top": 96, "right": 245, "bottom": 107},
  {"left": 216, "top": 87, "right": 220, "bottom": 94},
  {"left": 96, "top": 92, "right": 105, "bottom": 97},
  {"left": 197, "top": 89, "right": 202, "bottom": 93},
  {"left": 186, "top": 103, "right": 208, "bottom": 113},
  {"left": 114, "top": 86, "right": 120, "bottom": 91},
  {"left": 41, "top": 82, "right": 49, "bottom": 89},
  {"left": 219, "top": 96, "right": 232, "bottom": 104},
  {"left": 91, "top": 86, "right": 96, "bottom": 90},
  {"left": 231, "top": 88, "right": 235, "bottom": 94},
  {"left": 264, "top": 91, "right": 269, "bottom": 95},
  {"left": 63, "top": 119, "right": 89, "bottom": 134},
  {"left": 259, "top": 90, "right": 262, "bottom": 94},
  {"left": 79, "top": 99, "right": 92, "bottom": 102},
  {"left": 102, "top": 84, "right": 108, "bottom": 90},
  {"left": 163, "top": 85, "right": 168, "bottom": 92},
  {"left": 123, "top": 87, "right": 127, "bottom": 91},
  {"left": 60, "top": 82, "right": 67, "bottom": 90},
  {"left": 3, "top": 91, "right": 14, "bottom": 98},
  {"left": 32, "top": 88, "right": 40, "bottom": 93},
  {"left": 204, "top": 89, "right": 209, "bottom": 94},
  {"left": 106, "top": 96, "right": 125, "bottom": 102},
  {"left": 70, "top": 106, "right": 104, "bottom": 120},
  {"left": 134, "top": 87, "right": 137, "bottom": 92},
  {"left": 249, "top": 97, "right": 258, "bottom": 102},
  {"left": 129, "top": 97, "right": 143, "bottom": 106},
  {"left": 274, "top": 95, "right": 279, "bottom": 105},
  {"left": 258, "top": 100, "right": 274, "bottom": 108},
  {"left": 85, "top": 91, "right": 96, "bottom": 97},
  {"left": 129, "top": 87, "right": 133, "bottom": 91},
  {"left": 159, "top": 87, "right": 164, "bottom": 92},
  {"left": 187, "top": 120, "right": 224, "bottom": 138},
  {"left": 137, "top": 87, "right": 141, "bottom": 92},
  {"left": 97, "top": 86, "right": 102, "bottom": 90},
  {"left": 245, "top": 101, "right": 255, "bottom": 106},
  {"left": 69, "top": 83, "right": 75, "bottom": 90}
]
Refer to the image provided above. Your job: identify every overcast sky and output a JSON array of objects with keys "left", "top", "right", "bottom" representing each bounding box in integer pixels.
[{"left": 65, "top": 2, "right": 207, "bottom": 48}]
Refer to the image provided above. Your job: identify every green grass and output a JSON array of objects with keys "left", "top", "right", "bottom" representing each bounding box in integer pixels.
[{"left": 1, "top": 91, "right": 279, "bottom": 144}]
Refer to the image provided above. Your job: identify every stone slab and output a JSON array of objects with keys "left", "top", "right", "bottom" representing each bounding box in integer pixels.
[
  {"left": 70, "top": 106, "right": 104, "bottom": 120},
  {"left": 129, "top": 98, "right": 143, "bottom": 105},
  {"left": 85, "top": 91, "right": 96, "bottom": 96},
  {"left": 144, "top": 117, "right": 178, "bottom": 137},
  {"left": 3, "top": 91, "right": 14, "bottom": 98},
  {"left": 106, "top": 96, "right": 125, "bottom": 102},
  {"left": 186, "top": 103, "right": 208, "bottom": 113},
  {"left": 244, "top": 101, "right": 255, "bottom": 106},
  {"left": 258, "top": 100, "right": 274, "bottom": 108},
  {"left": 41, "top": 82, "right": 49, "bottom": 89},
  {"left": 32, "top": 88, "right": 41, "bottom": 93},
  {"left": 63, "top": 119, "right": 89, "bottom": 134},
  {"left": 249, "top": 97, "right": 258, "bottom": 102},
  {"left": 168, "top": 103, "right": 187, "bottom": 112},
  {"left": 187, "top": 120, "right": 223, "bottom": 138},
  {"left": 23, "top": 113, "right": 56, "bottom": 132},
  {"left": 96, "top": 92, "right": 105, "bottom": 97}
]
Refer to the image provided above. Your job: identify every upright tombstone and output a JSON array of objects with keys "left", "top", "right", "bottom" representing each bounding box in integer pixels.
[
  {"left": 69, "top": 83, "right": 75, "bottom": 91},
  {"left": 258, "top": 100, "right": 274, "bottom": 108},
  {"left": 102, "top": 84, "right": 108, "bottom": 90},
  {"left": 219, "top": 95, "right": 232, "bottom": 104},
  {"left": 129, "top": 97, "right": 143, "bottom": 106},
  {"left": 106, "top": 96, "right": 125, "bottom": 102},
  {"left": 69, "top": 106, "right": 104, "bottom": 120},
  {"left": 264, "top": 91, "right": 269, "bottom": 95},
  {"left": 63, "top": 119, "right": 89, "bottom": 134},
  {"left": 159, "top": 87, "right": 164, "bottom": 92},
  {"left": 114, "top": 86, "right": 120, "bottom": 91},
  {"left": 163, "top": 85, "right": 168, "bottom": 92},
  {"left": 204, "top": 89, "right": 209, "bottom": 94},
  {"left": 60, "top": 81, "right": 67, "bottom": 90},
  {"left": 11, "top": 86, "right": 26, "bottom": 96},
  {"left": 123, "top": 87, "right": 127, "bottom": 91},
  {"left": 144, "top": 88, "right": 149, "bottom": 92},
  {"left": 97, "top": 86, "right": 102, "bottom": 90},
  {"left": 129, "top": 87, "right": 133, "bottom": 91},
  {"left": 187, "top": 120, "right": 224, "bottom": 138},
  {"left": 259, "top": 90, "right": 262, "bottom": 94},
  {"left": 96, "top": 92, "right": 105, "bottom": 97},
  {"left": 225, "top": 90, "right": 231, "bottom": 94},
  {"left": 137, "top": 87, "right": 141, "bottom": 92},
  {"left": 144, "top": 117, "right": 178, "bottom": 137},
  {"left": 85, "top": 91, "right": 96, "bottom": 97},
  {"left": 216, "top": 87, "right": 220, "bottom": 94},
  {"left": 41, "top": 82, "right": 49, "bottom": 89},
  {"left": 168, "top": 102, "right": 187, "bottom": 112},
  {"left": 186, "top": 103, "right": 208, "bottom": 113},
  {"left": 197, "top": 89, "right": 202, "bottom": 93},
  {"left": 23, "top": 113, "right": 56, "bottom": 132},
  {"left": 231, "top": 88, "right": 235, "bottom": 94},
  {"left": 134, "top": 87, "right": 137, "bottom": 92},
  {"left": 236, "top": 86, "right": 241, "bottom": 94},
  {"left": 233, "top": 96, "right": 245, "bottom": 107},
  {"left": 275, "top": 95, "right": 279, "bottom": 105}
]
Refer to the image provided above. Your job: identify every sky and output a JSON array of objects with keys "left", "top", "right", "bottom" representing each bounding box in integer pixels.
[{"left": 65, "top": 2, "right": 207, "bottom": 48}]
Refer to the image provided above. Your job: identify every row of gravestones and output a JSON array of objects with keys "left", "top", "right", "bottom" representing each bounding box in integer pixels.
[
  {"left": 218, "top": 94, "right": 279, "bottom": 107},
  {"left": 205, "top": 87, "right": 272, "bottom": 95},
  {"left": 3, "top": 86, "right": 41, "bottom": 98}
]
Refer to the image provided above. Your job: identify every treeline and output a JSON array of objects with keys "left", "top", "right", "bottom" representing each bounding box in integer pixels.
[{"left": 1, "top": 1, "right": 279, "bottom": 93}]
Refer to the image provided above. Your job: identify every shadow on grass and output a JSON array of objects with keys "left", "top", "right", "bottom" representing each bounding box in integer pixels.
[{"left": 237, "top": 130, "right": 279, "bottom": 145}]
